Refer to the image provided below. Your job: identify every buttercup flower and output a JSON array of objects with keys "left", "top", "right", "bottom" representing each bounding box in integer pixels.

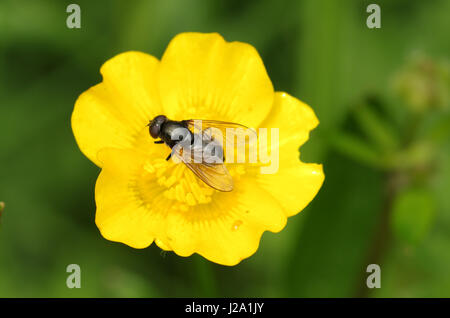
[{"left": 72, "top": 32, "right": 324, "bottom": 266}]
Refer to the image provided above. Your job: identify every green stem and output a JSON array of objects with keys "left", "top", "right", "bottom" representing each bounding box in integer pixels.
[
  {"left": 354, "top": 171, "right": 401, "bottom": 297},
  {"left": 193, "top": 256, "right": 218, "bottom": 297}
]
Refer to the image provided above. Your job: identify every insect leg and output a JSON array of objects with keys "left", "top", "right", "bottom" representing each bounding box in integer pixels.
[
  {"left": 166, "top": 153, "right": 172, "bottom": 161},
  {"left": 154, "top": 140, "right": 164, "bottom": 144}
]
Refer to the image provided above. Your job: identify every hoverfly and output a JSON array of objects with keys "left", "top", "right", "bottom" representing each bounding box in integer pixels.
[{"left": 148, "top": 115, "right": 255, "bottom": 192}]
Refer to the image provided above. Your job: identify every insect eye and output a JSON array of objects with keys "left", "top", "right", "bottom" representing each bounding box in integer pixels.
[{"left": 149, "top": 124, "right": 160, "bottom": 138}]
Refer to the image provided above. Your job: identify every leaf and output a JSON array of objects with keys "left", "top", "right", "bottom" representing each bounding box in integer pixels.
[
  {"left": 329, "top": 132, "right": 382, "bottom": 168},
  {"left": 391, "top": 187, "right": 436, "bottom": 245},
  {"left": 353, "top": 104, "right": 399, "bottom": 152},
  {"left": 426, "top": 113, "right": 450, "bottom": 145}
]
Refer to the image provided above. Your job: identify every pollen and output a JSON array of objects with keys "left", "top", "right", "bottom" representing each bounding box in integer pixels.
[
  {"left": 141, "top": 158, "right": 216, "bottom": 207},
  {"left": 140, "top": 158, "right": 248, "bottom": 208}
]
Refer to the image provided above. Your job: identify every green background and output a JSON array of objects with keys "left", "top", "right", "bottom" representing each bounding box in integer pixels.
[{"left": 0, "top": 0, "right": 449, "bottom": 297}]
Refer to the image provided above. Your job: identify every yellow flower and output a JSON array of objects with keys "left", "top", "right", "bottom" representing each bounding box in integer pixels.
[{"left": 71, "top": 32, "right": 324, "bottom": 266}]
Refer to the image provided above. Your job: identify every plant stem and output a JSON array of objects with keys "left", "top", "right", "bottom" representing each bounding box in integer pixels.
[
  {"left": 354, "top": 171, "right": 402, "bottom": 297},
  {"left": 193, "top": 256, "right": 218, "bottom": 297}
]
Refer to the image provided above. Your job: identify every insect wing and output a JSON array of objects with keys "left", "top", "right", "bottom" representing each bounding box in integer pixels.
[
  {"left": 172, "top": 143, "right": 234, "bottom": 192},
  {"left": 185, "top": 119, "right": 257, "bottom": 160}
]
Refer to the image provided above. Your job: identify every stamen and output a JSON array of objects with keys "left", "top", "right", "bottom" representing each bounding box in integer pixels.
[{"left": 140, "top": 158, "right": 247, "bottom": 207}]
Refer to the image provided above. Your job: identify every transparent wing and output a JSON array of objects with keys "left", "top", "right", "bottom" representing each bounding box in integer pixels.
[
  {"left": 172, "top": 143, "right": 234, "bottom": 192},
  {"left": 185, "top": 119, "right": 257, "bottom": 159}
]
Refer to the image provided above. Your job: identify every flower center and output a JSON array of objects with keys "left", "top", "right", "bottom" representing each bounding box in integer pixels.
[{"left": 141, "top": 158, "right": 246, "bottom": 209}]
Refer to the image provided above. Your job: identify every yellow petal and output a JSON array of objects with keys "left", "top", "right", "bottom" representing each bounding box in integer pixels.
[
  {"left": 72, "top": 51, "right": 162, "bottom": 167},
  {"left": 255, "top": 163, "right": 324, "bottom": 217},
  {"left": 162, "top": 179, "right": 287, "bottom": 266},
  {"left": 259, "top": 91, "right": 319, "bottom": 164},
  {"left": 155, "top": 239, "right": 172, "bottom": 251},
  {"left": 94, "top": 148, "right": 164, "bottom": 248},
  {"left": 256, "top": 92, "right": 324, "bottom": 216},
  {"left": 158, "top": 32, "right": 274, "bottom": 127},
  {"left": 95, "top": 147, "right": 287, "bottom": 266}
]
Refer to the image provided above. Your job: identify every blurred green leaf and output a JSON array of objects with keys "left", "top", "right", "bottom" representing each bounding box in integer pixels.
[
  {"left": 426, "top": 113, "right": 450, "bottom": 144},
  {"left": 353, "top": 104, "right": 399, "bottom": 152},
  {"left": 329, "top": 132, "right": 382, "bottom": 168},
  {"left": 391, "top": 187, "right": 436, "bottom": 245},
  {"left": 394, "top": 141, "right": 435, "bottom": 171}
]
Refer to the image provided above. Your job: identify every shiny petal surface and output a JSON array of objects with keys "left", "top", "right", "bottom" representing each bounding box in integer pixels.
[
  {"left": 158, "top": 178, "right": 287, "bottom": 266},
  {"left": 256, "top": 92, "right": 325, "bottom": 216},
  {"left": 95, "top": 148, "right": 165, "bottom": 248},
  {"left": 158, "top": 32, "right": 274, "bottom": 127},
  {"left": 72, "top": 51, "right": 162, "bottom": 166}
]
